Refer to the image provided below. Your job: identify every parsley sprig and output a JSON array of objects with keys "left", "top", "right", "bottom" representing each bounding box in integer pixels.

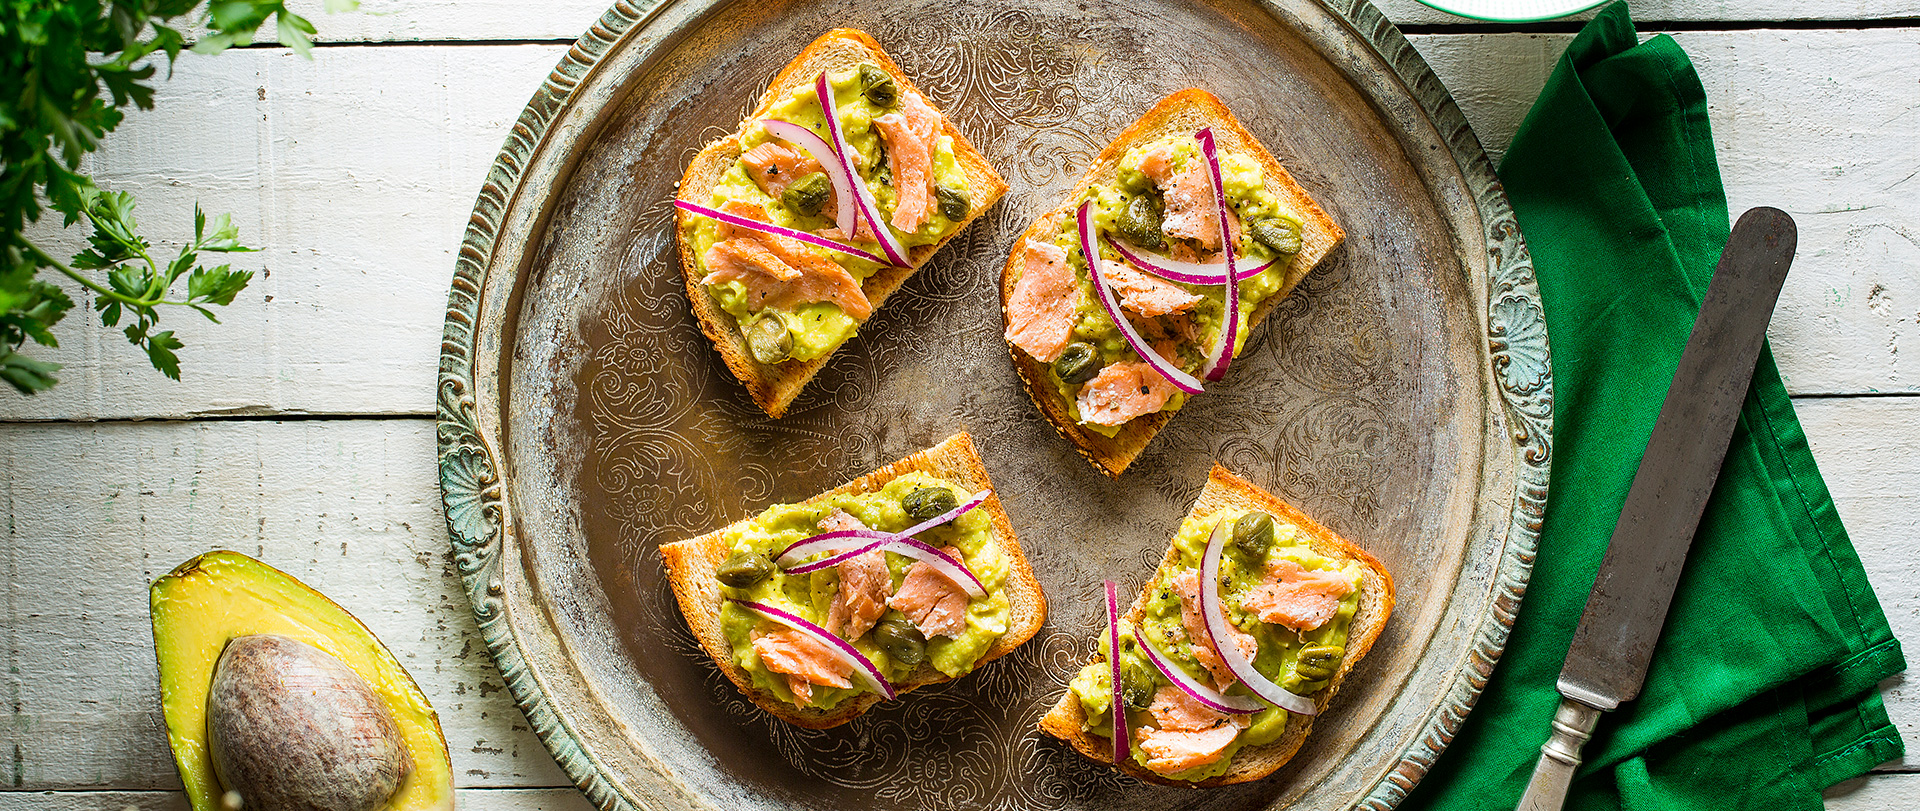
[{"left": 1, "top": 0, "right": 356, "bottom": 395}]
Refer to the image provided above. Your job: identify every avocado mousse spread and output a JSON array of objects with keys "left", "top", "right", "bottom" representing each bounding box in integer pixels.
[
  {"left": 689, "top": 63, "right": 976, "bottom": 366},
  {"left": 1069, "top": 508, "right": 1362, "bottom": 781},
  {"left": 1005, "top": 131, "right": 1308, "bottom": 436},
  {"left": 716, "top": 472, "right": 1013, "bottom": 709}
]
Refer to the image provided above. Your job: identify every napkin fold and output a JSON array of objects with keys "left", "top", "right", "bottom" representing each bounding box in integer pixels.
[{"left": 1405, "top": 4, "right": 1906, "bottom": 809}]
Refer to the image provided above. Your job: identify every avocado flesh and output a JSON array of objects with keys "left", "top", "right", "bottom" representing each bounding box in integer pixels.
[{"left": 150, "top": 551, "right": 455, "bottom": 811}]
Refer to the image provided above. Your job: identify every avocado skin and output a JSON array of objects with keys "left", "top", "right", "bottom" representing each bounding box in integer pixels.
[
  {"left": 150, "top": 551, "right": 455, "bottom": 811},
  {"left": 208, "top": 634, "right": 412, "bottom": 811}
]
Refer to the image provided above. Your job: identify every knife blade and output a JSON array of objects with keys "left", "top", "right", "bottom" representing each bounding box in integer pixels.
[{"left": 1515, "top": 207, "right": 1798, "bottom": 811}]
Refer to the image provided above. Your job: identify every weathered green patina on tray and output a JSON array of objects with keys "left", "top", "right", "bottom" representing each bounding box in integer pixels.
[{"left": 437, "top": 1, "right": 1552, "bottom": 809}]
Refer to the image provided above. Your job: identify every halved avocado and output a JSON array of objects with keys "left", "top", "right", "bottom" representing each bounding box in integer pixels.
[{"left": 150, "top": 551, "right": 455, "bottom": 811}]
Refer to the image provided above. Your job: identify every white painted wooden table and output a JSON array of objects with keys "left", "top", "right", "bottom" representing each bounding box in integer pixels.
[{"left": 1, "top": 1, "right": 1913, "bottom": 809}]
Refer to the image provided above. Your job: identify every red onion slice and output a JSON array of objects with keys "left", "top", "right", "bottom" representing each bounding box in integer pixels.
[
  {"left": 1195, "top": 128, "right": 1240, "bottom": 382},
  {"left": 1079, "top": 201, "right": 1204, "bottom": 395},
  {"left": 815, "top": 72, "right": 911, "bottom": 268},
  {"left": 674, "top": 200, "right": 886, "bottom": 265},
  {"left": 771, "top": 529, "right": 894, "bottom": 574},
  {"left": 779, "top": 535, "right": 987, "bottom": 599},
  {"left": 732, "top": 598, "right": 896, "bottom": 699},
  {"left": 1108, "top": 237, "right": 1273, "bottom": 285},
  {"left": 1198, "top": 519, "right": 1318, "bottom": 716},
  {"left": 776, "top": 490, "right": 989, "bottom": 564},
  {"left": 760, "top": 118, "right": 857, "bottom": 235},
  {"left": 1104, "top": 579, "right": 1130, "bottom": 764},
  {"left": 1138, "top": 631, "right": 1264, "bottom": 715},
  {"left": 775, "top": 528, "right": 896, "bottom": 563},
  {"left": 772, "top": 491, "right": 991, "bottom": 598}
]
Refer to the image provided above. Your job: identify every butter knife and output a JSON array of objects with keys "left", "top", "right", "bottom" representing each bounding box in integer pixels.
[{"left": 1515, "top": 207, "right": 1798, "bottom": 811}]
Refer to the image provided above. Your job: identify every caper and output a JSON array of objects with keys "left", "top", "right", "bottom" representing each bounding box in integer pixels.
[
  {"left": 874, "top": 618, "right": 926, "bottom": 666},
  {"left": 1249, "top": 216, "right": 1303, "bottom": 255},
  {"left": 1052, "top": 342, "right": 1102, "bottom": 385},
  {"left": 744, "top": 311, "right": 794, "bottom": 365},
  {"left": 858, "top": 64, "right": 898, "bottom": 108},
  {"left": 1232, "top": 512, "right": 1276, "bottom": 558},
  {"left": 716, "top": 552, "right": 773, "bottom": 588},
  {"left": 935, "top": 185, "right": 970, "bottom": 221},
  {"left": 1121, "top": 660, "right": 1156, "bottom": 710},
  {"left": 902, "top": 487, "right": 958, "bottom": 521},
  {"left": 1116, "top": 193, "right": 1165, "bottom": 250},
  {"left": 781, "top": 172, "right": 831, "bottom": 218},
  {"left": 1294, "top": 644, "right": 1344, "bottom": 682},
  {"left": 1290, "top": 676, "right": 1330, "bottom": 695}
]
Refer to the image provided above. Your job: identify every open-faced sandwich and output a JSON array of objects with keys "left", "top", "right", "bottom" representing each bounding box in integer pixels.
[
  {"left": 1001, "top": 89, "right": 1343, "bottom": 476},
  {"left": 659, "top": 433, "right": 1045, "bottom": 728},
  {"left": 1040, "top": 465, "right": 1392, "bottom": 786},
  {"left": 676, "top": 29, "right": 1008, "bottom": 418}
]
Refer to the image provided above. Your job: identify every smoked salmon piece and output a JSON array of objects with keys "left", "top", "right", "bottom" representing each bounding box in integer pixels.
[
  {"left": 1147, "top": 685, "right": 1241, "bottom": 732},
  {"left": 1243, "top": 559, "right": 1354, "bottom": 632},
  {"left": 1076, "top": 362, "right": 1179, "bottom": 427},
  {"left": 1103, "top": 260, "right": 1202, "bottom": 317},
  {"left": 1135, "top": 720, "right": 1244, "bottom": 775},
  {"left": 700, "top": 201, "right": 873, "bottom": 319},
  {"left": 741, "top": 141, "right": 825, "bottom": 203},
  {"left": 1004, "top": 239, "right": 1079, "bottom": 364},
  {"left": 817, "top": 219, "right": 873, "bottom": 242},
  {"left": 1169, "top": 568, "right": 1259, "bottom": 689},
  {"left": 819, "top": 509, "right": 891, "bottom": 639},
  {"left": 873, "top": 90, "right": 941, "bottom": 233},
  {"left": 1140, "top": 143, "right": 1235, "bottom": 251},
  {"left": 825, "top": 550, "right": 891, "bottom": 639},
  {"left": 888, "top": 545, "right": 970, "bottom": 638},
  {"left": 1137, "top": 311, "right": 1198, "bottom": 363},
  {"left": 816, "top": 508, "right": 866, "bottom": 533},
  {"left": 752, "top": 626, "right": 855, "bottom": 705},
  {"left": 1136, "top": 617, "right": 1257, "bottom": 775}
]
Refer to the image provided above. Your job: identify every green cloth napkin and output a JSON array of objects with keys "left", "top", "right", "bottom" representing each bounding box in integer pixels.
[{"left": 1405, "top": 4, "right": 1906, "bottom": 809}]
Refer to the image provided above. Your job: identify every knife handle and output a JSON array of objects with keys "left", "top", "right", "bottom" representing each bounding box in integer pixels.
[{"left": 1515, "top": 698, "right": 1603, "bottom": 811}]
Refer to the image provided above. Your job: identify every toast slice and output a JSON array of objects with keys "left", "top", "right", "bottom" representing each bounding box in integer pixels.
[
  {"left": 659, "top": 433, "right": 1045, "bottom": 729},
  {"left": 1039, "top": 465, "right": 1392, "bottom": 786},
  {"left": 1001, "top": 89, "right": 1343, "bottom": 476},
  {"left": 677, "top": 29, "right": 1008, "bottom": 419}
]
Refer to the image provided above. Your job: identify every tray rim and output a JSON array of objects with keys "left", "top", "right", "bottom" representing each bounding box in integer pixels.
[{"left": 434, "top": 1, "right": 1554, "bottom": 808}]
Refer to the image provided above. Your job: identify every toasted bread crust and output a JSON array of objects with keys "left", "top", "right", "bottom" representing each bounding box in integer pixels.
[
  {"left": 659, "top": 433, "right": 1045, "bottom": 729},
  {"left": 676, "top": 29, "right": 1009, "bottom": 419},
  {"left": 1038, "top": 464, "right": 1392, "bottom": 786},
  {"left": 1001, "top": 89, "right": 1344, "bottom": 477}
]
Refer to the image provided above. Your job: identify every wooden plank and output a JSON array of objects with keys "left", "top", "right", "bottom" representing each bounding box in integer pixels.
[
  {"left": 0, "top": 788, "right": 595, "bottom": 810},
  {"left": 11, "top": 45, "right": 567, "bottom": 420},
  {"left": 1407, "top": 29, "right": 1920, "bottom": 396},
  {"left": 1, "top": 398, "right": 1914, "bottom": 791},
  {"left": 1377, "top": 0, "right": 1920, "bottom": 27},
  {"left": 1681, "top": 30, "right": 1920, "bottom": 398},
  {"left": 263, "top": 0, "right": 1920, "bottom": 45},
  {"left": 282, "top": 0, "right": 603, "bottom": 44},
  {"left": 1798, "top": 397, "right": 1920, "bottom": 771},
  {"left": 1828, "top": 775, "right": 1920, "bottom": 811},
  {"left": 0, "top": 420, "right": 567, "bottom": 789},
  {"left": 3, "top": 30, "right": 1913, "bottom": 420}
]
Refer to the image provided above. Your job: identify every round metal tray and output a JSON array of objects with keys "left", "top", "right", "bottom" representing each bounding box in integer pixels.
[{"left": 437, "top": 1, "right": 1552, "bottom": 809}]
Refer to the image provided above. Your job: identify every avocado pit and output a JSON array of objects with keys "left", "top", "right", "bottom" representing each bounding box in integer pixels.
[{"left": 207, "top": 634, "right": 412, "bottom": 811}]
